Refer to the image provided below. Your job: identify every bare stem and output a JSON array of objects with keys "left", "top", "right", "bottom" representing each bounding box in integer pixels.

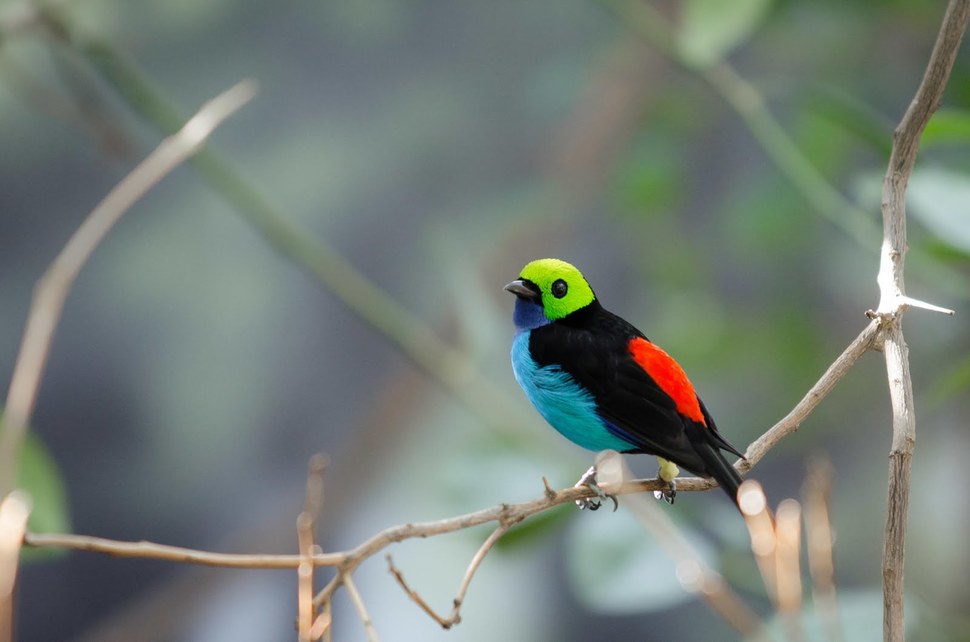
[
  {"left": 875, "top": 2, "right": 970, "bottom": 640},
  {"left": 0, "top": 80, "right": 256, "bottom": 496},
  {"left": 22, "top": 312, "right": 886, "bottom": 571},
  {"left": 341, "top": 572, "right": 379, "bottom": 642},
  {"left": 0, "top": 492, "right": 31, "bottom": 642},
  {"left": 297, "top": 455, "right": 328, "bottom": 642},
  {"left": 387, "top": 522, "right": 512, "bottom": 629}
]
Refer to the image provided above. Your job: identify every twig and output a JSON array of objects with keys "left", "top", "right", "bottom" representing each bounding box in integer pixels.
[
  {"left": 739, "top": 319, "right": 880, "bottom": 473},
  {"left": 874, "top": 2, "right": 970, "bottom": 640},
  {"left": 23, "top": 313, "right": 888, "bottom": 571},
  {"left": 0, "top": 79, "right": 257, "bottom": 496},
  {"left": 386, "top": 522, "right": 512, "bottom": 629},
  {"left": 297, "top": 455, "right": 328, "bottom": 642},
  {"left": 0, "top": 492, "right": 31, "bottom": 642},
  {"left": 386, "top": 555, "right": 447, "bottom": 627},
  {"left": 739, "top": 481, "right": 777, "bottom": 603},
  {"left": 341, "top": 571, "right": 379, "bottom": 642},
  {"left": 32, "top": 14, "right": 535, "bottom": 436}
]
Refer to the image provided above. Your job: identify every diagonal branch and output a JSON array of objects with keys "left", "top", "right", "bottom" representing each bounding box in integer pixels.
[
  {"left": 23, "top": 308, "right": 885, "bottom": 571},
  {"left": 386, "top": 522, "right": 513, "bottom": 629},
  {"left": 0, "top": 80, "right": 257, "bottom": 496}
]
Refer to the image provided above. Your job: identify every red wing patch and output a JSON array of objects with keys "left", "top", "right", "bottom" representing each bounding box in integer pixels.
[{"left": 627, "top": 337, "right": 706, "bottom": 425}]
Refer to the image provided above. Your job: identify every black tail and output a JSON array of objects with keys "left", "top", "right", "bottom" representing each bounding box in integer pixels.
[{"left": 694, "top": 440, "right": 744, "bottom": 510}]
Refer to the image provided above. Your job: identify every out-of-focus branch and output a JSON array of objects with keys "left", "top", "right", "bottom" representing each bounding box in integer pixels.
[
  {"left": 26, "top": 9, "right": 532, "bottom": 434},
  {"left": 803, "top": 458, "right": 843, "bottom": 642},
  {"left": 0, "top": 492, "right": 31, "bottom": 642},
  {"left": 297, "top": 455, "right": 329, "bottom": 642},
  {"left": 872, "top": 2, "right": 969, "bottom": 640},
  {"left": 23, "top": 306, "right": 894, "bottom": 569},
  {"left": 0, "top": 80, "right": 256, "bottom": 497},
  {"left": 597, "top": 0, "right": 878, "bottom": 247},
  {"left": 604, "top": 453, "right": 764, "bottom": 638}
]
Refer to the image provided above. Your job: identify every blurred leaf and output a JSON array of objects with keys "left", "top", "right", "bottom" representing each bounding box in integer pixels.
[
  {"left": 907, "top": 168, "right": 970, "bottom": 253},
  {"left": 678, "top": 0, "right": 772, "bottom": 68},
  {"left": 612, "top": 133, "right": 684, "bottom": 219},
  {"left": 16, "top": 432, "right": 71, "bottom": 560},
  {"left": 806, "top": 88, "right": 892, "bottom": 157},
  {"left": 921, "top": 109, "right": 970, "bottom": 148},
  {"left": 565, "top": 508, "right": 714, "bottom": 614},
  {"left": 928, "top": 354, "right": 970, "bottom": 406},
  {"left": 919, "top": 237, "right": 970, "bottom": 264}
]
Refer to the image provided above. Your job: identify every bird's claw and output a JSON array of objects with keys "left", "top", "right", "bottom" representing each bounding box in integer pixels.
[
  {"left": 653, "top": 478, "right": 677, "bottom": 505},
  {"left": 574, "top": 466, "right": 618, "bottom": 512}
]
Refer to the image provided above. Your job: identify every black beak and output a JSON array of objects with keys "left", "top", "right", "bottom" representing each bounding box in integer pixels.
[{"left": 504, "top": 278, "right": 541, "bottom": 301}]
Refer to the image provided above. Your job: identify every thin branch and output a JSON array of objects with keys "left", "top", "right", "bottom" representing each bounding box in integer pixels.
[
  {"left": 387, "top": 522, "right": 512, "bottom": 629},
  {"left": 739, "top": 481, "right": 777, "bottom": 603},
  {"left": 451, "top": 523, "right": 511, "bottom": 617},
  {"left": 386, "top": 555, "right": 449, "bottom": 628},
  {"left": 341, "top": 572, "right": 379, "bottom": 642},
  {"left": 297, "top": 455, "right": 328, "bottom": 642},
  {"left": 22, "top": 531, "right": 340, "bottom": 568},
  {"left": 875, "top": 2, "right": 970, "bottom": 640},
  {"left": 739, "top": 319, "right": 880, "bottom": 472},
  {"left": 31, "top": 12, "right": 534, "bottom": 435},
  {"left": 0, "top": 79, "right": 257, "bottom": 496},
  {"left": 23, "top": 312, "right": 885, "bottom": 570}
]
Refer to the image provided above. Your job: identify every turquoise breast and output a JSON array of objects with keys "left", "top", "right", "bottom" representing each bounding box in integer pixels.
[{"left": 511, "top": 332, "right": 634, "bottom": 452}]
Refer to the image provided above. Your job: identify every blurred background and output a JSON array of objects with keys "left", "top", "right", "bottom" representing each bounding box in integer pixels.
[{"left": 2, "top": 0, "right": 969, "bottom": 639}]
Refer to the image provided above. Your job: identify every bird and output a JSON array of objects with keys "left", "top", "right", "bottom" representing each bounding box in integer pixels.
[{"left": 505, "top": 258, "right": 745, "bottom": 510}]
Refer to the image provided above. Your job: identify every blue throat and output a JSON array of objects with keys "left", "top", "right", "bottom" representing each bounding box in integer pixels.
[{"left": 512, "top": 298, "right": 550, "bottom": 332}]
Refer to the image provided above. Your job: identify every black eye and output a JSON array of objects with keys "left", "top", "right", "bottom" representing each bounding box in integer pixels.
[{"left": 551, "top": 279, "right": 568, "bottom": 298}]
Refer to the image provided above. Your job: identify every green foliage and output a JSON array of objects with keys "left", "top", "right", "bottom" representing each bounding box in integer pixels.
[
  {"left": 16, "top": 432, "right": 71, "bottom": 559},
  {"left": 921, "top": 109, "right": 970, "bottom": 148},
  {"left": 677, "top": 0, "right": 772, "bottom": 68}
]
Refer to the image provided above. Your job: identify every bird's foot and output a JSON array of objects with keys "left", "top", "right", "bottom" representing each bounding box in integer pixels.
[
  {"left": 574, "top": 466, "right": 618, "bottom": 512},
  {"left": 653, "top": 478, "right": 677, "bottom": 505}
]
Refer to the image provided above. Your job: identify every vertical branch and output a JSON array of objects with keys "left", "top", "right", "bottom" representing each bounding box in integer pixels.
[
  {"left": 297, "top": 455, "right": 329, "bottom": 642},
  {"left": 775, "top": 500, "right": 804, "bottom": 642},
  {"left": 0, "top": 492, "right": 31, "bottom": 642},
  {"left": 874, "top": 2, "right": 970, "bottom": 640},
  {"left": 803, "top": 458, "right": 843, "bottom": 642},
  {"left": 879, "top": 329, "right": 916, "bottom": 641},
  {"left": 877, "top": 0, "right": 970, "bottom": 314}
]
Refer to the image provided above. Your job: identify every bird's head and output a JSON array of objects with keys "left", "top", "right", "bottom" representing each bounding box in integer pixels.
[{"left": 505, "top": 258, "right": 596, "bottom": 330}]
